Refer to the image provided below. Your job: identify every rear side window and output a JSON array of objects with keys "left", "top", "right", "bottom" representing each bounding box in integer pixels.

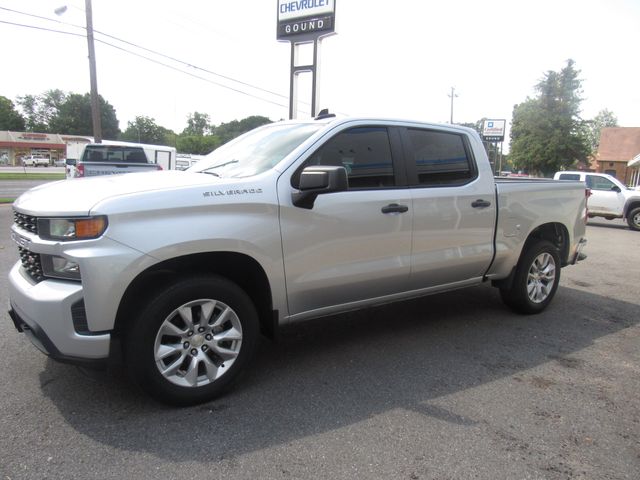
[
  {"left": 297, "top": 126, "right": 395, "bottom": 189},
  {"left": 406, "top": 129, "right": 474, "bottom": 186},
  {"left": 83, "top": 146, "right": 149, "bottom": 163},
  {"left": 558, "top": 174, "right": 581, "bottom": 181}
]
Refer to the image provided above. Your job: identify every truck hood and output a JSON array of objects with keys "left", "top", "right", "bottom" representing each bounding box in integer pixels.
[{"left": 14, "top": 171, "right": 221, "bottom": 216}]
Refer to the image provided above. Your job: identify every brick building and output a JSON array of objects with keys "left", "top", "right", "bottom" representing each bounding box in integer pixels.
[
  {"left": 0, "top": 131, "right": 92, "bottom": 166},
  {"left": 592, "top": 127, "right": 640, "bottom": 186}
]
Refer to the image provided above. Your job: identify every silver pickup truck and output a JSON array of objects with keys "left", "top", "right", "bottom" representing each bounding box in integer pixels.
[
  {"left": 8, "top": 116, "right": 588, "bottom": 405},
  {"left": 66, "top": 143, "right": 172, "bottom": 178}
]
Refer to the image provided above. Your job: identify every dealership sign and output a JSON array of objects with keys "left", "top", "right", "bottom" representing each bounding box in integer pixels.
[
  {"left": 277, "top": 0, "right": 336, "bottom": 40},
  {"left": 482, "top": 119, "right": 506, "bottom": 142}
]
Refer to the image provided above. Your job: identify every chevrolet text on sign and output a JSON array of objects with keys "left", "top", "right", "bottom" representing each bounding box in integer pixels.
[{"left": 277, "top": 0, "right": 336, "bottom": 39}]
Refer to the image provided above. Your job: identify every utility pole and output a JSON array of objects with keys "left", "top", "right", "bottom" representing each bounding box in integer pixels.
[
  {"left": 85, "top": 0, "right": 102, "bottom": 143},
  {"left": 448, "top": 87, "right": 458, "bottom": 124}
]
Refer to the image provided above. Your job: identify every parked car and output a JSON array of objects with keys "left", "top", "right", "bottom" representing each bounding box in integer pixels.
[
  {"left": 21, "top": 155, "right": 49, "bottom": 167},
  {"left": 554, "top": 171, "right": 640, "bottom": 231}
]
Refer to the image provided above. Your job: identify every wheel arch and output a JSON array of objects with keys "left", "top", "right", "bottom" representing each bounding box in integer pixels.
[
  {"left": 113, "top": 251, "right": 277, "bottom": 342},
  {"left": 492, "top": 222, "right": 569, "bottom": 290},
  {"left": 523, "top": 222, "right": 570, "bottom": 266},
  {"left": 624, "top": 199, "right": 640, "bottom": 218}
]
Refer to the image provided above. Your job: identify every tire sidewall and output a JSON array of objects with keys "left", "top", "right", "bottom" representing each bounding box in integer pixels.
[
  {"left": 504, "top": 240, "right": 561, "bottom": 314},
  {"left": 627, "top": 207, "right": 640, "bottom": 231},
  {"left": 125, "top": 275, "right": 259, "bottom": 406}
]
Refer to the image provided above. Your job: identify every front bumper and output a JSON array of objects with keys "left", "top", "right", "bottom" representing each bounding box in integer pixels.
[{"left": 8, "top": 261, "right": 111, "bottom": 363}]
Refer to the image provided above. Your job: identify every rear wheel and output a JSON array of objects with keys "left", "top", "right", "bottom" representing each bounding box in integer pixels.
[
  {"left": 125, "top": 275, "right": 259, "bottom": 406},
  {"left": 627, "top": 207, "right": 640, "bottom": 231},
  {"left": 499, "top": 240, "right": 561, "bottom": 314}
]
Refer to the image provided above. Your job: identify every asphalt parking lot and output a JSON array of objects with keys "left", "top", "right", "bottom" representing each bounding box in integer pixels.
[{"left": 0, "top": 204, "right": 638, "bottom": 480}]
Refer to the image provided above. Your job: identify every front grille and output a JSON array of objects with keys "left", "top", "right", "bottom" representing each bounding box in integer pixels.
[
  {"left": 14, "top": 211, "right": 38, "bottom": 234},
  {"left": 18, "top": 247, "right": 44, "bottom": 282}
]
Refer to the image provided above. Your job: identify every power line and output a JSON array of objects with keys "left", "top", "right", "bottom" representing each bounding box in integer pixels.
[
  {"left": 0, "top": 19, "right": 84, "bottom": 39},
  {"left": 0, "top": 18, "right": 297, "bottom": 111},
  {"left": 0, "top": 5, "right": 292, "bottom": 103}
]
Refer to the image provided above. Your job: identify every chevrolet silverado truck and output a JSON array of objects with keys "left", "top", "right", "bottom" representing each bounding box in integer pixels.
[
  {"left": 554, "top": 171, "right": 640, "bottom": 231},
  {"left": 8, "top": 116, "right": 588, "bottom": 405}
]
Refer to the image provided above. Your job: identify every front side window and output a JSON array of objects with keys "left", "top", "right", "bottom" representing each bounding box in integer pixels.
[
  {"left": 407, "top": 129, "right": 474, "bottom": 186},
  {"left": 297, "top": 127, "right": 395, "bottom": 189},
  {"left": 586, "top": 175, "right": 616, "bottom": 191}
]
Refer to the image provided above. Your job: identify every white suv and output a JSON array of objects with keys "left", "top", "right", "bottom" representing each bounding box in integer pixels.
[{"left": 554, "top": 171, "right": 640, "bottom": 230}]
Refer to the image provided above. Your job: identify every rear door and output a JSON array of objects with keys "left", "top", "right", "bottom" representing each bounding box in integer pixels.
[
  {"left": 401, "top": 127, "right": 496, "bottom": 289},
  {"left": 278, "top": 125, "right": 413, "bottom": 317}
]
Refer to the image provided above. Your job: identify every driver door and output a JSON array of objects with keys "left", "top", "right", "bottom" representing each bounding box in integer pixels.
[{"left": 277, "top": 125, "right": 413, "bottom": 318}]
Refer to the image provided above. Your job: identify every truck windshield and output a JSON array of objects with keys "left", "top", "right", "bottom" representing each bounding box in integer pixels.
[{"left": 189, "top": 123, "right": 322, "bottom": 178}]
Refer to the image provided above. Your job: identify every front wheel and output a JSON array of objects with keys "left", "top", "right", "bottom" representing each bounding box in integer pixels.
[
  {"left": 125, "top": 275, "right": 260, "bottom": 406},
  {"left": 499, "top": 240, "right": 561, "bottom": 314},
  {"left": 627, "top": 207, "right": 640, "bottom": 231}
]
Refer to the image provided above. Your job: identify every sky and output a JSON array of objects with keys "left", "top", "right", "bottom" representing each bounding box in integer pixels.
[{"left": 1, "top": 0, "right": 639, "bottom": 143}]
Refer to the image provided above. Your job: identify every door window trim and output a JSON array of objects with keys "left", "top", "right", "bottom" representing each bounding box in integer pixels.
[
  {"left": 291, "top": 125, "right": 409, "bottom": 190},
  {"left": 399, "top": 127, "right": 479, "bottom": 188}
]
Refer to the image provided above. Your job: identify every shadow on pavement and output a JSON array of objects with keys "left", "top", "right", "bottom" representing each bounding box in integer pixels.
[{"left": 38, "top": 283, "right": 638, "bottom": 461}]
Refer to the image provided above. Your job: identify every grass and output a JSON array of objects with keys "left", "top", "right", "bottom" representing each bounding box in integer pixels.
[
  {"left": 0, "top": 198, "right": 14, "bottom": 204},
  {"left": 0, "top": 172, "right": 65, "bottom": 181}
]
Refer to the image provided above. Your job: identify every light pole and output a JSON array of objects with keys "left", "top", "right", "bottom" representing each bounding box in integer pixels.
[
  {"left": 55, "top": 1, "right": 102, "bottom": 143},
  {"left": 448, "top": 87, "right": 458, "bottom": 124}
]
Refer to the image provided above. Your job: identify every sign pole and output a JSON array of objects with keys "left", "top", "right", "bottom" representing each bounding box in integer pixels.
[{"left": 277, "top": 0, "right": 336, "bottom": 119}]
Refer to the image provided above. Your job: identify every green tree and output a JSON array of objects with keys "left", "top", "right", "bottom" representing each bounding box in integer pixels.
[
  {"left": 17, "top": 89, "right": 67, "bottom": 132},
  {"left": 182, "top": 112, "right": 213, "bottom": 136},
  {"left": 16, "top": 90, "right": 119, "bottom": 138},
  {"left": 50, "top": 93, "right": 120, "bottom": 139},
  {"left": 586, "top": 109, "right": 618, "bottom": 153},
  {"left": 0, "top": 96, "right": 26, "bottom": 130},
  {"left": 121, "top": 116, "right": 174, "bottom": 145},
  {"left": 213, "top": 115, "right": 272, "bottom": 144},
  {"left": 510, "top": 59, "right": 591, "bottom": 176},
  {"left": 176, "top": 135, "right": 220, "bottom": 155}
]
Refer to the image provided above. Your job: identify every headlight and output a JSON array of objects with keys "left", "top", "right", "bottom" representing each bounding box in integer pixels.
[
  {"left": 41, "top": 255, "right": 81, "bottom": 281},
  {"left": 38, "top": 216, "right": 108, "bottom": 241}
]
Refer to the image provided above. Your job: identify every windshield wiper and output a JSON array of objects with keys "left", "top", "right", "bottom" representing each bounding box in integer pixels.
[{"left": 202, "top": 159, "right": 239, "bottom": 172}]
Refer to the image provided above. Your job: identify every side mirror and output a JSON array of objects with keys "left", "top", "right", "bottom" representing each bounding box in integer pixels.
[
  {"left": 66, "top": 159, "right": 77, "bottom": 166},
  {"left": 611, "top": 185, "right": 621, "bottom": 193},
  {"left": 292, "top": 166, "right": 348, "bottom": 209}
]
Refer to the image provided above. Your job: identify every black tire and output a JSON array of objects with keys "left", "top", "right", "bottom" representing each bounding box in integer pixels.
[
  {"left": 627, "top": 207, "right": 640, "bottom": 231},
  {"left": 499, "top": 240, "right": 561, "bottom": 314},
  {"left": 125, "top": 275, "right": 260, "bottom": 406}
]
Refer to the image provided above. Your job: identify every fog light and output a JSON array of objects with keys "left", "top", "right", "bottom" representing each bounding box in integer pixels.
[{"left": 41, "top": 255, "right": 81, "bottom": 281}]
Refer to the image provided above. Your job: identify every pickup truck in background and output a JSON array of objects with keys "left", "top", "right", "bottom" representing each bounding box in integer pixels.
[
  {"left": 22, "top": 155, "right": 50, "bottom": 167},
  {"left": 66, "top": 142, "right": 177, "bottom": 178},
  {"left": 9, "top": 116, "right": 588, "bottom": 405},
  {"left": 554, "top": 171, "right": 640, "bottom": 231}
]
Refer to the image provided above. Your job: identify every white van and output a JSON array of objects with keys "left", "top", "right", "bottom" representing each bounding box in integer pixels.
[{"left": 554, "top": 171, "right": 640, "bottom": 230}]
